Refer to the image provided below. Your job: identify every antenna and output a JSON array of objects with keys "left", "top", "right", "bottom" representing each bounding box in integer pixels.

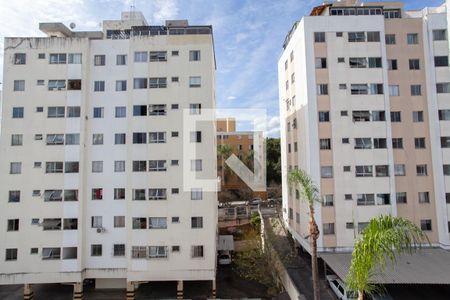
[{"left": 130, "top": 0, "right": 136, "bottom": 19}]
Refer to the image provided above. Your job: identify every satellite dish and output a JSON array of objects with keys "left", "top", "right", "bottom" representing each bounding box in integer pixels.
[{"left": 70, "top": 23, "right": 76, "bottom": 29}]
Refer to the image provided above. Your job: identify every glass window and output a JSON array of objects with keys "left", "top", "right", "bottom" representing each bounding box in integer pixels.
[
  {"left": 134, "top": 51, "right": 148, "bottom": 62},
  {"left": 67, "top": 106, "right": 80, "bottom": 117},
  {"left": 190, "top": 103, "right": 201, "bottom": 115},
  {"left": 320, "top": 166, "right": 333, "bottom": 178},
  {"left": 133, "top": 105, "right": 147, "bottom": 116},
  {"left": 437, "top": 83, "right": 450, "bottom": 93},
  {"left": 149, "top": 77, "right": 167, "bottom": 88},
  {"left": 65, "top": 134, "right": 80, "bottom": 145},
  {"left": 13, "top": 80, "right": 25, "bottom": 91},
  {"left": 11, "top": 134, "right": 23, "bottom": 146},
  {"left": 411, "top": 85, "right": 421, "bottom": 96},
  {"left": 189, "top": 76, "right": 201, "bottom": 88},
  {"left": 434, "top": 56, "right": 449, "bottom": 67},
  {"left": 407, "top": 33, "right": 418, "bottom": 45},
  {"left": 317, "top": 84, "right": 328, "bottom": 95},
  {"left": 12, "top": 107, "right": 24, "bottom": 118},
  {"left": 114, "top": 133, "right": 126, "bottom": 145},
  {"left": 115, "top": 80, "right": 127, "bottom": 91},
  {"left": 114, "top": 160, "right": 125, "bottom": 172},
  {"left": 133, "top": 161, "right": 147, "bottom": 172},
  {"left": 14, "top": 53, "right": 26, "bottom": 64},
  {"left": 433, "top": 29, "right": 447, "bottom": 41},
  {"left": 133, "top": 78, "right": 148, "bottom": 89},
  {"left": 150, "top": 51, "right": 167, "bottom": 61},
  {"left": 92, "top": 134, "right": 104, "bottom": 145},
  {"left": 116, "top": 54, "right": 127, "bottom": 65},
  {"left": 94, "top": 81, "right": 105, "bottom": 91},
  {"left": 394, "top": 164, "right": 406, "bottom": 176},
  {"left": 94, "top": 55, "right": 105, "bottom": 66},
  {"left": 191, "top": 159, "right": 202, "bottom": 171},
  {"left": 191, "top": 188, "right": 203, "bottom": 200},
  {"left": 93, "top": 107, "right": 104, "bottom": 118},
  {"left": 355, "top": 165, "right": 373, "bottom": 177},
  {"left": 49, "top": 53, "right": 67, "bottom": 64},
  {"left": 409, "top": 59, "right": 420, "bottom": 70},
  {"left": 148, "top": 189, "right": 167, "bottom": 200},
  {"left": 348, "top": 32, "right": 365, "bottom": 42},
  {"left": 367, "top": 31, "right": 380, "bottom": 42},
  {"left": 419, "top": 192, "right": 430, "bottom": 204},
  {"left": 314, "top": 32, "right": 325, "bottom": 43},
  {"left": 357, "top": 194, "right": 375, "bottom": 206},
  {"left": 68, "top": 53, "right": 82, "bottom": 64},
  {"left": 385, "top": 34, "right": 396, "bottom": 44},
  {"left": 389, "top": 85, "right": 400, "bottom": 96},
  {"left": 115, "top": 106, "right": 126, "bottom": 118},
  {"left": 92, "top": 161, "right": 103, "bottom": 173}
]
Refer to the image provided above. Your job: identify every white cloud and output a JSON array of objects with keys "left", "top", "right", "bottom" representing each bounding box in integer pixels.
[
  {"left": 227, "top": 96, "right": 236, "bottom": 100},
  {"left": 151, "top": 0, "right": 179, "bottom": 23}
]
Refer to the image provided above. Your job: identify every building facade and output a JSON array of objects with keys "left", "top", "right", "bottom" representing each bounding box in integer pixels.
[
  {"left": 279, "top": 0, "right": 450, "bottom": 253},
  {"left": 0, "top": 12, "right": 217, "bottom": 298}
]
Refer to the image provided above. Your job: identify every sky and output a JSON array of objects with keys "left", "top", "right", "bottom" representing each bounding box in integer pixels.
[{"left": 0, "top": 0, "right": 445, "bottom": 137}]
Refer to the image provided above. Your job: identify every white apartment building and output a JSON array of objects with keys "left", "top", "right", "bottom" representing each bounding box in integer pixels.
[
  {"left": 279, "top": 0, "right": 450, "bottom": 255},
  {"left": 0, "top": 12, "right": 217, "bottom": 299}
]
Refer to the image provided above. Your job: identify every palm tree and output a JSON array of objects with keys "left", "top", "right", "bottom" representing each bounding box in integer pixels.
[
  {"left": 217, "top": 144, "right": 232, "bottom": 185},
  {"left": 346, "top": 215, "right": 429, "bottom": 300},
  {"left": 288, "top": 169, "right": 321, "bottom": 300},
  {"left": 243, "top": 149, "right": 254, "bottom": 171}
]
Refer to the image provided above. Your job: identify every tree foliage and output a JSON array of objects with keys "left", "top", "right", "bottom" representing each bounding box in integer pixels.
[
  {"left": 346, "top": 215, "right": 430, "bottom": 299},
  {"left": 266, "top": 138, "right": 281, "bottom": 184}
]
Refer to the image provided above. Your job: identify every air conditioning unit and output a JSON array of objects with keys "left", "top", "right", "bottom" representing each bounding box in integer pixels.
[{"left": 96, "top": 227, "right": 106, "bottom": 233}]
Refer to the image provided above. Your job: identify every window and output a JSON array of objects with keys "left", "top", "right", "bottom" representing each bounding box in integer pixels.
[
  {"left": 437, "top": 83, "right": 450, "bottom": 93},
  {"left": 10, "top": 162, "right": 22, "bottom": 174},
  {"left": 439, "top": 110, "right": 450, "bottom": 121},
  {"left": 91, "top": 244, "right": 102, "bottom": 256},
  {"left": 133, "top": 78, "right": 148, "bottom": 89},
  {"left": 415, "top": 137, "right": 426, "bottom": 149},
  {"left": 409, "top": 59, "right": 420, "bottom": 70},
  {"left": 149, "top": 132, "right": 166, "bottom": 143},
  {"left": 323, "top": 223, "right": 335, "bottom": 235},
  {"left": 411, "top": 85, "right": 421, "bottom": 96},
  {"left": 92, "top": 188, "right": 103, "bottom": 200},
  {"left": 391, "top": 111, "right": 401, "bottom": 122},
  {"left": 387, "top": 59, "right": 397, "bottom": 70},
  {"left": 354, "top": 138, "right": 372, "bottom": 149},
  {"left": 149, "top": 160, "right": 167, "bottom": 172},
  {"left": 433, "top": 29, "right": 447, "bottom": 41},
  {"left": 447, "top": 193, "right": 450, "bottom": 204},
  {"left": 191, "top": 188, "right": 203, "bottom": 200},
  {"left": 93, "top": 107, "right": 104, "bottom": 118},
  {"left": 190, "top": 103, "right": 201, "bottom": 115},
  {"left": 115, "top": 160, "right": 125, "bottom": 172},
  {"left": 357, "top": 194, "right": 375, "bottom": 206},
  {"left": 192, "top": 245, "right": 204, "bottom": 258},
  {"left": 133, "top": 161, "right": 147, "bottom": 172},
  {"left": 314, "top": 32, "right": 325, "bottom": 43},
  {"left": 63, "top": 218, "right": 78, "bottom": 230},
  {"left": 172, "top": 50, "right": 179, "bottom": 56},
  {"left": 319, "top": 139, "right": 331, "bottom": 150},
  {"left": 12, "top": 107, "right": 24, "bottom": 118},
  {"left": 345, "top": 194, "right": 352, "bottom": 200},
  {"left": 91, "top": 217, "right": 103, "bottom": 229},
  {"left": 416, "top": 164, "right": 428, "bottom": 176},
  {"left": 189, "top": 76, "right": 201, "bottom": 88},
  {"left": 442, "top": 137, "right": 450, "bottom": 149},
  {"left": 375, "top": 165, "right": 389, "bottom": 177},
  {"left": 36, "top": 106, "right": 44, "bottom": 112},
  {"left": 315, "top": 57, "right": 327, "bottom": 69},
  {"left": 419, "top": 192, "right": 430, "bottom": 204},
  {"left": 351, "top": 84, "right": 368, "bottom": 95},
  {"left": 368, "top": 57, "right": 382, "bottom": 68},
  {"left": 407, "top": 33, "right": 418, "bottom": 45},
  {"left": 131, "top": 246, "right": 147, "bottom": 259},
  {"left": 49, "top": 53, "right": 67, "bottom": 64},
  {"left": 92, "top": 161, "right": 103, "bottom": 173},
  {"left": 337, "top": 57, "right": 345, "bottom": 63},
  {"left": 392, "top": 138, "right": 403, "bottom": 149},
  {"left": 116, "top": 54, "right": 127, "bottom": 65},
  {"left": 14, "top": 53, "right": 26, "bottom": 64},
  {"left": 149, "top": 189, "right": 167, "bottom": 200},
  {"left": 370, "top": 84, "right": 383, "bottom": 95},
  {"left": 336, "top": 32, "right": 343, "bottom": 37},
  {"left": 113, "top": 244, "right": 125, "bottom": 257},
  {"left": 115, "top": 80, "right": 127, "bottom": 91},
  {"left": 349, "top": 57, "right": 367, "bottom": 68},
  {"left": 291, "top": 73, "right": 295, "bottom": 84},
  {"left": 149, "top": 246, "right": 168, "bottom": 258},
  {"left": 385, "top": 34, "right": 396, "bottom": 45},
  {"left": 133, "top": 189, "right": 146, "bottom": 200},
  {"left": 8, "top": 191, "right": 20, "bottom": 203},
  {"left": 31, "top": 248, "right": 38, "bottom": 255},
  {"left": 346, "top": 222, "right": 354, "bottom": 229},
  {"left": 65, "top": 162, "right": 79, "bottom": 173},
  {"left": 323, "top": 195, "right": 334, "bottom": 207},
  {"left": 320, "top": 166, "right": 333, "bottom": 178},
  {"left": 317, "top": 84, "right": 328, "bottom": 95},
  {"left": 290, "top": 51, "right": 294, "bottom": 61},
  {"left": 191, "top": 159, "right": 203, "bottom": 172},
  {"left": 45, "top": 161, "right": 63, "bottom": 173},
  {"left": 413, "top": 111, "right": 424, "bottom": 122},
  {"left": 115, "top": 106, "right": 126, "bottom": 118},
  {"left": 374, "top": 138, "right": 387, "bottom": 149},
  {"left": 396, "top": 192, "right": 407, "bottom": 204},
  {"left": 94, "top": 81, "right": 105, "bottom": 91},
  {"left": 190, "top": 131, "right": 202, "bottom": 143},
  {"left": 38, "top": 53, "right": 45, "bottom": 59},
  {"left": 372, "top": 111, "right": 385, "bottom": 121},
  {"left": 355, "top": 165, "right": 373, "bottom": 177},
  {"left": 434, "top": 56, "right": 449, "bottom": 67},
  {"left": 394, "top": 164, "right": 406, "bottom": 176},
  {"left": 172, "top": 188, "right": 179, "bottom": 194},
  {"left": 133, "top": 218, "right": 147, "bottom": 229},
  {"left": 47, "top": 106, "right": 65, "bottom": 118},
  {"left": 149, "top": 104, "right": 166, "bottom": 116},
  {"left": 149, "top": 217, "right": 167, "bottom": 229},
  {"left": 5, "top": 249, "right": 17, "bottom": 261},
  {"left": 343, "top": 166, "right": 351, "bottom": 172},
  {"left": 64, "top": 190, "right": 78, "bottom": 201},
  {"left": 339, "top": 84, "right": 347, "bottom": 90},
  {"left": 42, "top": 247, "right": 61, "bottom": 260},
  {"left": 113, "top": 133, "right": 125, "bottom": 145},
  {"left": 389, "top": 85, "right": 400, "bottom": 96},
  {"left": 149, "top": 77, "right": 167, "bottom": 88},
  {"left": 43, "top": 218, "right": 62, "bottom": 230},
  {"left": 65, "top": 134, "right": 80, "bottom": 145},
  {"left": 384, "top": 9, "right": 401, "bottom": 18},
  {"left": 68, "top": 53, "right": 82, "bottom": 64},
  {"left": 420, "top": 219, "right": 432, "bottom": 231},
  {"left": 150, "top": 51, "right": 167, "bottom": 62},
  {"left": 317, "top": 111, "right": 330, "bottom": 122},
  {"left": 92, "top": 134, "right": 104, "bottom": 145},
  {"left": 11, "top": 134, "right": 23, "bottom": 146},
  {"left": 133, "top": 105, "right": 147, "bottom": 116},
  {"left": 444, "top": 165, "right": 450, "bottom": 176},
  {"left": 133, "top": 132, "right": 147, "bottom": 144},
  {"left": 348, "top": 32, "right": 365, "bottom": 42},
  {"left": 7, "top": 219, "right": 19, "bottom": 231},
  {"left": 94, "top": 55, "right": 106, "bottom": 66},
  {"left": 13, "top": 80, "right": 25, "bottom": 91},
  {"left": 114, "top": 216, "right": 125, "bottom": 228},
  {"left": 367, "top": 31, "right": 380, "bottom": 42},
  {"left": 189, "top": 50, "right": 201, "bottom": 61},
  {"left": 67, "top": 106, "right": 80, "bottom": 117}
]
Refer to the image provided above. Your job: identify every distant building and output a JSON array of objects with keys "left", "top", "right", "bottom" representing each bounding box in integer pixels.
[
  {"left": 217, "top": 118, "right": 266, "bottom": 199},
  {"left": 279, "top": 0, "right": 450, "bottom": 254},
  {"left": 0, "top": 11, "right": 217, "bottom": 299}
]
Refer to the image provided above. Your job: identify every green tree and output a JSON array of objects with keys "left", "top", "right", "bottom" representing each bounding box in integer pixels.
[
  {"left": 346, "top": 215, "right": 429, "bottom": 300},
  {"left": 217, "top": 144, "right": 232, "bottom": 184},
  {"left": 288, "top": 169, "right": 321, "bottom": 300},
  {"left": 266, "top": 138, "right": 281, "bottom": 184}
]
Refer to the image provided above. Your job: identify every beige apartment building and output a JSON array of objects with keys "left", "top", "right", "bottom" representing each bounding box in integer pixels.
[
  {"left": 0, "top": 12, "right": 218, "bottom": 299},
  {"left": 279, "top": 0, "right": 450, "bottom": 256}
]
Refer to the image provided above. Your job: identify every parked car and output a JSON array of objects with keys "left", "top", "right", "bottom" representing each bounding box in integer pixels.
[
  {"left": 218, "top": 252, "right": 232, "bottom": 265},
  {"left": 248, "top": 198, "right": 263, "bottom": 205},
  {"left": 326, "top": 274, "right": 357, "bottom": 300}
]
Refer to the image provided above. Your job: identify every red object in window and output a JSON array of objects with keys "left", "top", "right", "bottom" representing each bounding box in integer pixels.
[{"left": 96, "top": 189, "right": 103, "bottom": 200}]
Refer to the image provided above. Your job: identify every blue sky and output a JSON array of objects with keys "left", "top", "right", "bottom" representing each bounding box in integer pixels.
[{"left": 0, "top": 0, "right": 445, "bottom": 136}]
